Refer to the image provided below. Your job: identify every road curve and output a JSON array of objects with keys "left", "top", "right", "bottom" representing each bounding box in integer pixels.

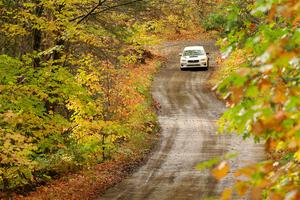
[{"left": 97, "top": 40, "right": 265, "bottom": 200}]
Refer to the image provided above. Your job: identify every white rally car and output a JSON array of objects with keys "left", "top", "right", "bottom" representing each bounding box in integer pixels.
[{"left": 179, "top": 46, "right": 209, "bottom": 70}]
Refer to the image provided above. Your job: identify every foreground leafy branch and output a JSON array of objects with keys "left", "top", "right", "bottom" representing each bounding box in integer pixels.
[{"left": 206, "top": 0, "right": 300, "bottom": 199}]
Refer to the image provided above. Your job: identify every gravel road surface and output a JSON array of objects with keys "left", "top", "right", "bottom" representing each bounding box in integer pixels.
[{"left": 97, "top": 40, "right": 265, "bottom": 200}]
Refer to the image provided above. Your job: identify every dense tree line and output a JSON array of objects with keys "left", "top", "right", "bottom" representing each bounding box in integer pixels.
[{"left": 0, "top": 0, "right": 154, "bottom": 196}]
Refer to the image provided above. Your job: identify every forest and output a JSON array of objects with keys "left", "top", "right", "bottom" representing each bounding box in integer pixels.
[{"left": 0, "top": 0, "right": 299, "bottom": 199}]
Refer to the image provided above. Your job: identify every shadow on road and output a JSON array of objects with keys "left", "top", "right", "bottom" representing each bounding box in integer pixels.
[{"left": 180, "top": 68, "right": 208, "bottom": 72}]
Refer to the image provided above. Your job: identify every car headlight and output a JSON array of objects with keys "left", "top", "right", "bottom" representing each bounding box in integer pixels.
[
  {"left": 200, "top": 58, "right": 207, "bottom": 61},
  {"left": 181, "top": 59, "right": 187, "bottom": 62}
]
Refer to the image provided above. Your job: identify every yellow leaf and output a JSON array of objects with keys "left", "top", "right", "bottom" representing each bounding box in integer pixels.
[
  {"left": 235, "top": 181, "right": 249, "bottom": 197},
  {"left": 221, "top": 188, "right": 232, "bottom": 200},
  {"left": 258, "top": 78, "right": 271, "bottom": 92},
  {"left": 294, "top": 150, "right": 300, "bottom": 161},
  {"left": 212, "top": 161, "right": 230, "bottom": 180},
  {"left": 251, "top": 187, "right": 263, "bottom": 200},
  {"left": 230, "top": 86, "right": 243, "bottom": 104},
  {"left": 272, "top": 84, "right": 287, "bottom": 104},
  {"left": 269, "top": 191, "right": 283, "bottom": 200},
  {"left": 251, "top": 120, "right": 264, "bottom": 136},
  {"left": 234, "top": 166, "right": 256, "bottom": 178}
]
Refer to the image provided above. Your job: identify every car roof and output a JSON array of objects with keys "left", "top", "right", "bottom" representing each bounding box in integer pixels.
[{"left": 183, "top": 46, "right": 205, "bottom": 51}]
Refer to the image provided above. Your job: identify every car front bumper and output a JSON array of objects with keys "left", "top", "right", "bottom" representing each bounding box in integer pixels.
[{"left": 180, "top": 61, "right": 208, "bottom": 68}]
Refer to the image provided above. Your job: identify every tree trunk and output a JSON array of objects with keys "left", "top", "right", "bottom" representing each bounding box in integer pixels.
[{"left": 33, "top": 1, "right": 43, "bottom": 68}]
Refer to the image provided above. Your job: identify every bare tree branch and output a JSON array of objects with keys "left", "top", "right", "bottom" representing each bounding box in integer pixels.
[
  {"left": 71, "top": 0, "right": 144, "bottom": 24},
  {"left": 70, "top": 0, "right": 107, "bottom": 23},
  {"left": 92, "top": 0, "right": 143, "bottom": 15}
]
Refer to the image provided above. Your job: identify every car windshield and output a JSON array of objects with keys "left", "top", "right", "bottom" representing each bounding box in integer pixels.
[{"left": 183, "top": 50, "right": 204, "bottom": 56}]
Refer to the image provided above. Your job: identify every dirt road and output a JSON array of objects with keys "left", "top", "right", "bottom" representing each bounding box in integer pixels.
[{"left": 97, "top": 40, "right": 265, "bottom": 200}]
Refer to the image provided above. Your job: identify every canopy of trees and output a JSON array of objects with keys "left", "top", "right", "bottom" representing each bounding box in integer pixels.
[{"left": 0, "top": 0, "right": 210, "bottom": 196}]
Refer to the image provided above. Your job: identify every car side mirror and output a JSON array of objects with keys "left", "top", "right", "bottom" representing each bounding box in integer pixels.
[{"left": 179, "top": 53, "right": 182, "bottom": 56}]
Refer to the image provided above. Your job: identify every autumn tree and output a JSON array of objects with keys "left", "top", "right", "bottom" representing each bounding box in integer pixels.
[{"left": 0, "top": 0, "right": 161, "bottom": 196}]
